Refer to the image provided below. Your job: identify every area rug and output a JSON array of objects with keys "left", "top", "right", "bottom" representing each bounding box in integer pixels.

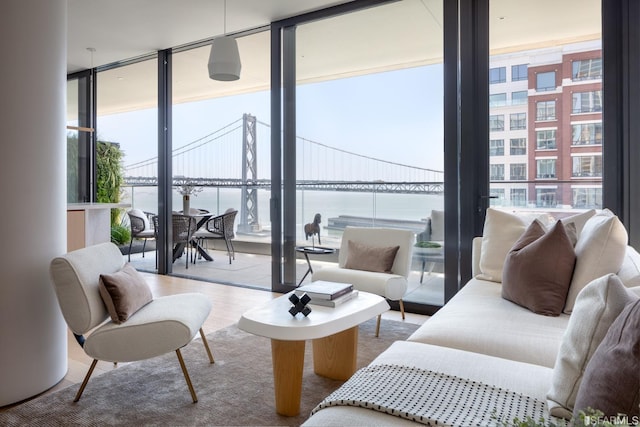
[{"left": 0, "top": 318, "right": 419, "bottom": 427}]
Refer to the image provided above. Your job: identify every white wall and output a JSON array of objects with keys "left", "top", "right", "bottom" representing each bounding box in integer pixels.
[{"left": 0, "top": 0, "right": 68, "bottom": 406}]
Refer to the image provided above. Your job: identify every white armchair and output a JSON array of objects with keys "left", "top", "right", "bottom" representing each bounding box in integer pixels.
[
  {"left": 311, "top": 226, "right": 414, "bottom": 336},
  {"left": 49, "top": 242, "right": 214, "bottom": 403}
]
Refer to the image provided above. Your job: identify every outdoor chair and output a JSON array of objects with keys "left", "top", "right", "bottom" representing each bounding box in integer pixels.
[
  {"left": 195, "top": 209, "right": 238, "bottom": 264},
  {"left": 127, "top": 209, "right": 156, "bottom": 262},
  {"left": 49, "top": 242, "right": 214, "bottom": 403},
  {"left": 173, "top": 214, "right": 198, "bottom": 269}
]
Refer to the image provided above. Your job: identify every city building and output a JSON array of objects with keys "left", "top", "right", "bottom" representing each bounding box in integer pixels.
[{"left": 489, "top": 41, "right": 602, "bottom": 211}]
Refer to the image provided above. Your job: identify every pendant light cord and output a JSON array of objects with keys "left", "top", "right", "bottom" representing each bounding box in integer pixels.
[{"left": 223, "top": 0, "right": 227, "bottom": 35}]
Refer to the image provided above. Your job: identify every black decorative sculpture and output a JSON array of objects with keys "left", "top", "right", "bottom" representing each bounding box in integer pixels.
[
  {"left": 304, "top": 213, "right": 322, "bottom": 246},
  {"left": 288, "top": 293, "right": 312, "bottom": 317}
]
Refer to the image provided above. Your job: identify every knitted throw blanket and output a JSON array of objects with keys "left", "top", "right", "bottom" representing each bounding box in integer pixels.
[{"left": 311, "top": 364, "right": 549, "bottom": 426}]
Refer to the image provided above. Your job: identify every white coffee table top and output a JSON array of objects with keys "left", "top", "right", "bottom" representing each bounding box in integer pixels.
[{"left": 238, "top": 291, "right": 390, "bottom": 341}]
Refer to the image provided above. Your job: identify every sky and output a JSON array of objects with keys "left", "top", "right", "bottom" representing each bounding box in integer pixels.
[{"left": 97, "top": 63, "right": 445, "bottom": 178}]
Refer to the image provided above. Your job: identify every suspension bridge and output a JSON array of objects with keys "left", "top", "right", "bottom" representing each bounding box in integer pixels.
[{"left": 123, "top": 114, "right": 444, "bottom": 231}]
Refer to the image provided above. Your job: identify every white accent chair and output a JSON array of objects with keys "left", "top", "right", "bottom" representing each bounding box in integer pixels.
[
  {"left": 49, "top": 242, "right": 214, "bottom": 403},
  {"left": 311, "top": 227, "right": 414, "bottom": 337}
]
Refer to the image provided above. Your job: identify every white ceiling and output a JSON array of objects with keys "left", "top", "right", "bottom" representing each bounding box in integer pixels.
[
  {"left": 67, "top": 0, "right": 354, "bottom": 73},
  {"left": 67, "top": 0, "right": 601, "bottom": 116}
]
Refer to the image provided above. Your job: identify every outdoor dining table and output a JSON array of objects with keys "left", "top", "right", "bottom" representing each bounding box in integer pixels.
[{"left": 172, "top": 212, "right": 214, "bottom": 263}]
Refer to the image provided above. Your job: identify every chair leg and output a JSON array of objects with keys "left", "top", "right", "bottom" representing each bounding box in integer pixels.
[
  {"left": 128, "top": 238, "right": 133, "bottom": 262},
  {"left": 199, "top": 328, "right": 215, "bottom": 364},
  {"left": 176, "top": 349, "right": 198, "bottom": 403},
  {"left": 375, "top": 314, "right": 381, "bottom": 338},
  {"left": 74, "top": 359, "right": 98, "bottom": 402},
  {"left": 224, "top": 239, "right": 232, "bottom": 264},
  {"left": 142, "top": 239, "right": 147, "bottom": 258},
  {"left": 399, "top": 299, "right": 406, "bottom": 320}
]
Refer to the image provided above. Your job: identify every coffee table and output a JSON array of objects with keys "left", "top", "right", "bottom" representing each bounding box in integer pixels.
[{"left": 238, "top": 291, "right": 389, "bottom": 416}]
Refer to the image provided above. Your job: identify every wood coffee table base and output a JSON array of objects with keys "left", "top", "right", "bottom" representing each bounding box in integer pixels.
[{"left": 270, "top": 326, "right": 359, "bottom": 416}]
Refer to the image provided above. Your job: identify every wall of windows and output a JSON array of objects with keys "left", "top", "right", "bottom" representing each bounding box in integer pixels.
[{"left": 489, "top": 0, "right": 601, "bottom": 212}]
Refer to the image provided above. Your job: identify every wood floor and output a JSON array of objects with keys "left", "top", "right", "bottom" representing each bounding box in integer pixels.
[{"left": 3, "top": 273, "right": 427, "bottom": 410}]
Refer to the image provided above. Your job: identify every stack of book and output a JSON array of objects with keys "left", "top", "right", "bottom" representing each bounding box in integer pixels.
[{"left": 295, "top": 281, "right": 358, "bottom": 307}]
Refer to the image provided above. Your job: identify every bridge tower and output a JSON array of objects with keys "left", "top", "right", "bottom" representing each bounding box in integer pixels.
[{"left": 238, "top": 113, "right": 261, "bottom": 233}]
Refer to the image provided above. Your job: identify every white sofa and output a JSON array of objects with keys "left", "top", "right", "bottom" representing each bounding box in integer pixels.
[{"left": 304, "top": 219, "right": 640, "bottom": 425}]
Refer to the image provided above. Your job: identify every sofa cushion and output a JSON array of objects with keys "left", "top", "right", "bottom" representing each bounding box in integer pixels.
[
  {"left": 344, "top": 240, "right": 399, "bottom": 273},
  {"left": 547, "top": 274, "right": 638, "bottom": 419},
  {"left": 477, "top": 208, "right": 528, "bottom": 282},
  {"left": 559, "top": 209, "right": 596, "bottom": 237},
  {"left": 303, "top": 341, "right": 553, "bottom": 426},
  {"left": 617, "top": 246, "right": 640, "bottom": 287},
  {"left": 408, "top": 278, "right": 569, "bottom": 368},
  {"left": 565, "top": 210, "right": 628, "bottom": 314},
  {"left": 573, "top": 299, "right": 640, "bottom": 418},
  {"left": 99, "top": 263, "right": 153, "bottom": 324},
  {"left": 501, "top": 220, "right": 575, "bottom": 316}
]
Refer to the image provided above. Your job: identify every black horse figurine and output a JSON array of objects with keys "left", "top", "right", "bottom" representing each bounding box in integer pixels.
[{"left": 304, "top": 213, "right": 322, "bottom": 245}]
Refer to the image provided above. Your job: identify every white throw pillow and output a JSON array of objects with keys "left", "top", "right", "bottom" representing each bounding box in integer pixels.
[
  {"left": 617, "top": 246, "right": 640, "bottom": 288},
  {"left": 559, "top": 209, "right": 596, "bottom": 237},
  {"left": 477, "top": 208, "right": 527, "bottom": 282},
  {"left": 564, "top": 210, "right": 628, "bottom": 314},
  {"left": 430, "top": 210, "right": 444, "bottom": 242},
  {"left": 547, "top": 274, "right": 639, "bottom": 419}
]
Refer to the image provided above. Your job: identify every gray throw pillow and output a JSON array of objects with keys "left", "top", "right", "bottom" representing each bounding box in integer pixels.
[
  {"left": 99, "top": 263, "right": 153, "bottom": 324},
  {"left": 502, "top": 220, "right": 576, "bottom": 316},
  {"left": 573, "top": 299, "right": 640, "bottom": 418},
  {"left": 344, "top": 240, "right": 400, "bottom": 273}
]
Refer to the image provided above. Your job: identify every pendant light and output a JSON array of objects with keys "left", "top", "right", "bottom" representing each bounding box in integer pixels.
[{"left": 208, "top": 0, "right": 241, "bottom": 81}]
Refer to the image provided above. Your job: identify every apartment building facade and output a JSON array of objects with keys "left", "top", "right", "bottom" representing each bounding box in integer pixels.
[{"left": 489, "top": 41, "right": 602, "bottom": 211}]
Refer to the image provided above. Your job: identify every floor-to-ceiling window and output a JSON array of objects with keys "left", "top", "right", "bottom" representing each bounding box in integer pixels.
[
  {"left": 67, "top": 71, "right": 94, "bottom": 203},
  {"left": 274, "top": 0, "right": 445, "bottom": 312},
  {"left": 95, "top": 58, "right": 159, "bottom": 265},
  {"left": 488, "top": 0, "right": 602, "bottom": 217},
  {"left": 170, "top": 31, "right": 271, "bottom": 286}
]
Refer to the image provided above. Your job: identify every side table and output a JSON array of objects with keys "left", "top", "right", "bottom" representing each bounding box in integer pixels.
[{"left": 295, "top": 246, "right": 336, "bottom": 286}]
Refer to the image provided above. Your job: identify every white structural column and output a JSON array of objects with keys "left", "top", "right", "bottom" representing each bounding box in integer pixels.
[{"left": 0, "top": 0, "right": 68, "bottom": 406}]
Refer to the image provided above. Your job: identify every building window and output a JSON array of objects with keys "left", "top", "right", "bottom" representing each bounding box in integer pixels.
[
  {"left": 490, "top": 188, "right": 505, "bottom": 206},
  {"left": 572, "top": 91, "right": 602, "bottom": 114},
  {"left": 489, "top": 139, "right": 504, "bottom": 156},
  {"left": 512, "top": 90, "right": 528, "bottom": 105},
  {"left": 572, "top": 123, "right": 602, "bottom": 145},
  {"left": 572, "top": 58, "right": 602, "bottom": 81},
  {"left": 510, "top": 188, "right": 527, "bottom": 207},
  {"left": 510, "top": 138, "right": 527, "bottom": 155},
  {"left": 510, "top": 163, "right": 527, "bottom": 181},
  {"left": 490, "top": 164, "right": 505, "bottom": 181},
  {"left": 572, "top": 155, "right": 603, "bottom": 178},
  {"left": 536, "top": 130, "right": 557, "bottom": 150},
  {"left": 536, "top": 100, "right": 556, "bottom": 121},
  {"left": 536, "top": 159, "right": 556, "bottom": 178},
  {"left": 536, "top": 71, "right": 556, "bottom": 91},
  {"left": 489, "top": 93, "right": 506, "bottom": 108},
  {"left": 572, "top": 187, "right": 602, "bottom": 209},
  {"left": 490, "top": 114, "right": 504, "bottom": 132},
  {"left": 490, "top": 66, "right": 506, "bottom": 84},
  {"left": 510, "top": 112, "right": 526, "bottom": 130},
  {"left": 536, "top": 188, "right": 557, "bottom": 207},
  {"left": 512, "top": 64, "right": 528, "bottom": 81}
]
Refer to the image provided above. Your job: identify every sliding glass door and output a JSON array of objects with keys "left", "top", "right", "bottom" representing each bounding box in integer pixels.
[{"left": 272, "top": 0, "right": 445, "bottom": 313}]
